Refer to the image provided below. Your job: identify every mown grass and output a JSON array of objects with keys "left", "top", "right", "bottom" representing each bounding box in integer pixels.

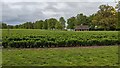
[
  {"left": 0, "top": 48, "right": 2, "bottom": 67},
  {"left": 2, "top": 46, "right": 118, "bottom": 66}
]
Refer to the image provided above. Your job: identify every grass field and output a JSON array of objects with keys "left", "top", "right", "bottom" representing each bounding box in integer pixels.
[
  {"left": 0, "top": 48, "right": 2, "bottom": 67},
  {"left": 2, "top": 46, "right": 118, "bottom": 66}
]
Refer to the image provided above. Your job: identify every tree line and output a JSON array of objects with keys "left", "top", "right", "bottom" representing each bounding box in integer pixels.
[{"left": 2, "top": 4, "right": 120, "bottom": 30}]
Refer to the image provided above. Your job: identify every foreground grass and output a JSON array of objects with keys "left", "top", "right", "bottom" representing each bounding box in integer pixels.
[
  {"left": 0, "top": 48, "right": 2, "bottom": 66},
  {"left": 2, "top": 46, "right": 118, "bottom": 66}
]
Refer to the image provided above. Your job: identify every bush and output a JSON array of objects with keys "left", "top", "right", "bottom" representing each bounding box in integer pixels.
[{"left": 2, "top": 29, "right": 119, "bottom": 48}]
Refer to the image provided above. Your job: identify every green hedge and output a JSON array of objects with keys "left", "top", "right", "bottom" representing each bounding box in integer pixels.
[
  {"left": 2, "top": 30, "right": 119, "bottom": 48},
  {"left": 2, "top": 37, "right": 119, "bottom": 48}
]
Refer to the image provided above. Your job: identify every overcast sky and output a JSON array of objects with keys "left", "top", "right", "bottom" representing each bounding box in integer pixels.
[{"left": 1, "top": 0, "right": 117, "bottom": 25}]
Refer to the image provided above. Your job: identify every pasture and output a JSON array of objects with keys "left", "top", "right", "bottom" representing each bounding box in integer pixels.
[{"left": 2, "top": 46, "right": 118, "bottom": 66}]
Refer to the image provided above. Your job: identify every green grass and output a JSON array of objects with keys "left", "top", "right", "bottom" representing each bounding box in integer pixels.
[
  {"left": 2, "top": 46, "right": 118, "bottom": 66},
  {"left": 0, "top": 48, "right": 2, "bottom": 66}
]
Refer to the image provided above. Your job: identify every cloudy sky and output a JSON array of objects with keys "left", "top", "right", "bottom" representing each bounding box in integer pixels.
[{"left": 1, "top": 0, "right": 117, "bottom": 25}]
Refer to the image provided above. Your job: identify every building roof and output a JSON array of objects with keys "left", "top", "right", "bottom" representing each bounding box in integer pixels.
[{"left": 75, "top": 25, "right": 89, "bottom": 30}]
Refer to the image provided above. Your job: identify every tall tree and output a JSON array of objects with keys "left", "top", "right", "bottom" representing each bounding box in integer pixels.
[
  {"left": 67, "top": 17, "right": 76, "bottom": 29},
  {"left": 59, "top": 17, "right": 66, "bottom": 29},
  {"left": 34, "top": 20, "right": 43, "bottom": 29},
  {"left": 23, "top": 22, "right": 33, "bottom": 29},
  {"left": 115, "top": 1, "right": 120, "bottom": 29},
  {"left": 2, "top": 23, "right": 7, "bottom": 29},
  {"left": 88, "top": 14, "right": 96, "bottom": 29},
  {"left": 55, "top": 22, "right": 63, "bottom": 30},
  {"left": 48, "top": 18, "right": 58, "bottom": 30},
  {"left": 42, "top": 19, "right": 48, "bottom": 29},
  {"left": 14, "top": 25, "right": 19, "bottom": 29},
  {"left": 76, "top": 13, "right": 89, "bottom": 25},
  {"left": 92, "top": 4, "right": 117, "bottom": 30},
  {"left": 8, "top": 25, "right": 14, "bottom": 29}
]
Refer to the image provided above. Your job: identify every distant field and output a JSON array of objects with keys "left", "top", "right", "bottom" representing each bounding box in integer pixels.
[
  {"left": 2, "top": 29, "right": 119, "bottom": 48},
  {"left": 2, "top": 46, "right": 118, "bottom": 66}
]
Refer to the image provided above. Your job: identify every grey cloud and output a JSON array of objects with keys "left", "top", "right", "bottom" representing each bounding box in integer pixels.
[
  {"left": 2, "top": 2, "right": 47, "bottom": 25},
  {"left": 2, "top": 0, "right": 115, "bottom": 2},
  {"left": 1, "top": 2, "right": 116, "bottom": 25}
]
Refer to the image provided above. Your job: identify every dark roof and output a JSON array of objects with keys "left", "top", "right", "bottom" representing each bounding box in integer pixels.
[{"left": 75, "top": 25, "right": 89, "bottom": 29}]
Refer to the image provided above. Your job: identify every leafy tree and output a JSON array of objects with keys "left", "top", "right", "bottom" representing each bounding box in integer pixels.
[
  {"left": 34, "top": 20, "right": 43, "bottom": 29},
  {"left": 92, "top": 4, "right": 117, "bottom": 30},
  {"left": 55, "top": 22, "right": 63, "bottom": 30},
  {"left": 59, "top": 17, "right": 66, "bottom": 29},
  {"left": 2, "top": 23, "right": 7, "bottom": 29},
  {"left": 42, "top": 19, "right": 48, "bottom": 29},
  {"left": 23, "top": 22, "right": 33, "bottom": 29},
  {"left": 8, "top": 25, "right": 14, "bottom": 29},
  {"left": 116, "top": 1, "right": 120, "bottom": 29},
  {"left": 14, "top": 25, "right": 19, "bottom": 29},
  {"left": 67, "top": 17, "right": 76, "bottom": 29},
  {"left": 18, "top": 24, "right": 25, "bottom": 29},
  {"left": 88, "top": 14, "right": 96, "bottom": 29},
  {"left": 76, "top": 13, "right": 89, "bottom": 25},
  {"left": 48, "top": 18, "right": 58, "bottom": 30}
]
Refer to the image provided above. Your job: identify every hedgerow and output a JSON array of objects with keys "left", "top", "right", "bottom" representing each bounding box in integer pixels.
[{"left": 2, "top": 29, "right": 119, "bottom": 48}]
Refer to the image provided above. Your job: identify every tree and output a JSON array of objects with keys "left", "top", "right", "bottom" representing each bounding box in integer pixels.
[
  {"left": 55, "top": 22, "right": 63, "bottom": 30},
  {"left": 92, "top": 4, "right": 117, "bottom": 30},
  {"left": 98, "top": 5, "right": 116, "bottom": 18},
  {"left": 34, "top": 20, "right": 43, "bottom": 29},
  {"left": 18, "top": 24, "right": 25, "bottom": 29},
  {"left": 14, "top": 25, "right": 20, "bottom": 29},
  {"left": 115, "top": 1, "right": 120, "bottom": 29},
  {"left": 23, "top": 22, "right": 33, "bottom": 29},
  {"left": 76, "top": 13, "right": 89, "bottom": 25},
  {"left": 8, "top": 25, "right": 14, "bottom": 29},
  {"left": 47, "top": 18, "right": 58, "bottom": 30},
  {"left": 2, "top": 23, "right": 7, "bottom": 29},
  {"left": 67, "top": 17, "right": 76, "bottom": 29},
  {"left": 59, "top": 17, "right": 66, "bottom": 29},
  {"left": 87, "top": 14, "right": 96, "bottom": 29},
  {"left": 42, "top": 19, "right": 48, "bottom": 29},
  {"left": 90, "top": 14, "right": 101, "bottom": 29}
]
